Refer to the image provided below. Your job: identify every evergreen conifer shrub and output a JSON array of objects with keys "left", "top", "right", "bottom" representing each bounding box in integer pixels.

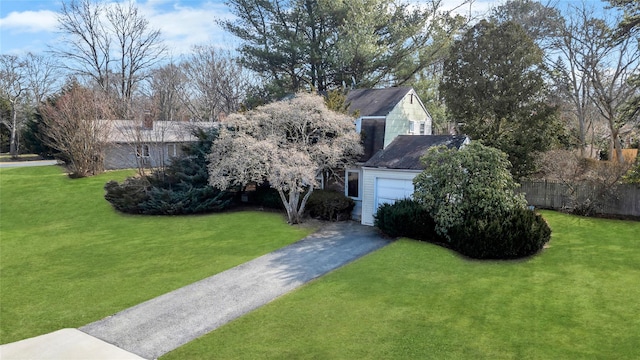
[{"left": 104, "top": 128, "right": 234, "bottom": 215}]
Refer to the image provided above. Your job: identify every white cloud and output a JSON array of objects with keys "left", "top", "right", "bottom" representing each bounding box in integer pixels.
[
  {"left": 139, "top": 0, "right": 238, "bottom": 56},
  {"left": 0, "top": 10, "right": 58, "bottom": 33}
]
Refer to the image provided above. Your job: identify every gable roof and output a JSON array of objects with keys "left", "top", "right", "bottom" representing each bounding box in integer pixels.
[
  {"left": 363, "top": 135, "right": 470, "bottom": 170},
  {"left": 101, "top": 120, "right": 219, "bottom": 143},
  {"left": 346, "top": 87, "right": 413, "bottom": 117}
]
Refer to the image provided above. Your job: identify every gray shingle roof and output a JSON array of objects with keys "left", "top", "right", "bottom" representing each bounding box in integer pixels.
[
  {"left": 346, "top": 87, "right": 412, "bottom": 117},
  {"left": 363, "top": 135, "right": 469, "bottom": 170},
  {"left": 101, "top": 120, "right": 219, "bottom": 143}
]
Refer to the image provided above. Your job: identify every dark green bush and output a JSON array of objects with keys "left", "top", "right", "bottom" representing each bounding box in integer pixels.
[
  {"left": 104, "top": 177, "right": 150, "bottom": 214},
  {"left": 138, "top": 186, "right": 233, "bottom": 215},
  {"left": 374, "top": 198, "right": 439, "bottom": 241},
  {"left": 253, "top": 185, "right": 284, "bottom": 209},
  {"left": 104, "top": 127, "right": 234, "bottom": 215},
  {"left": 306, "top": 189, "right": 355, "bottom": 221},
  {"left": 104, "top": 176, "right": 233, "bottom": 215},
  {"left": 448, "top": 208, "right": 551, "bottom": 259}
]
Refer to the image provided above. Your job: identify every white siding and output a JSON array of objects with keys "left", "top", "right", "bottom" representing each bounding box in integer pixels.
[{"left": 361, "top": 167, "right": 421, "bottom": 226}]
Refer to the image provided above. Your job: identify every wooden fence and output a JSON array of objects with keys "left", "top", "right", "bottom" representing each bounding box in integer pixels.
[{"left": 518, "top": 180, "right": 640, "bottom": 218}]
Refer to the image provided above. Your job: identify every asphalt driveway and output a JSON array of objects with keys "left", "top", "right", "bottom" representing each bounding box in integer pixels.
[
  {"left": 0, "top": 160, "right": 58, "bottom": 168},
  {"left": 78, "top": 220, "right": 390, "bottom": 359}
]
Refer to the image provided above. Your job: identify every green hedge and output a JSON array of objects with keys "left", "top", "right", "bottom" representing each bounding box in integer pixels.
[
  {"left": 448, "top": 208, "right": 551, "bottom": 259},
  {"left": 253, "top": 185, "right": 284, "bottom": 209},
  {"left": 374, "top": 199, "right": 551, "bottom": 260},
  {"left": 374, "top": 199, "right": 439, "bottom": 241},
  {"left": 306, "top": 189, "right": 355, "bottom": 221}
]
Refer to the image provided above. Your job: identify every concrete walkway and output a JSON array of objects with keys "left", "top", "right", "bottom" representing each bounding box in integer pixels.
[
  {"left": 0, "top": 329, "right": 146, "bottom": 360},
  {"left": 1, "top": 221, "right": 390, "bottom": 360}
]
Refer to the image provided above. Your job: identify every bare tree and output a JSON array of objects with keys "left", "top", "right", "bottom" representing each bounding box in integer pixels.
[
  {"left": 54, "top": 0, "right": 165, "bottom": 117},
  {"left": 208, "top": 93, "right": 362, "bottom": 224},
  {"left": 24, "top": 53, "right": 60, "bottom": 105},
  {"left": 40, "top": 82, "right": 114, "bottom": 177},
  {"left": 552, "top": 5, "right": 602, "bottom": 157},
  {"left": 180, "top": 45, "right": 250, "bottom": 121},
  {"left": 55, "top": 0, "right": 111, "bottom": 92},
  {"left": 588, "top": 30, "right": 640, "bottom": 163},
  {"left": 106, "top": 0, "right": 165, "bottom": 115},
  {"left": 0, "top": 53, "right": 60, "bottom": 158},
  {"left": 147, "top": 62, "right": 188, "bottom": 122},
  {"left": 552, "top": 5, "right": 639, "bottom": 162},
  {"left": 0, "top": 55, "right": 27, "bottom": 157}
]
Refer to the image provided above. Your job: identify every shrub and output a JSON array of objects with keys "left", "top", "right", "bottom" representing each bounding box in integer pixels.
[
  {"left": 104, "top": 177, "right": 233, "bottom": 215},
  {"left": 253, "top": 185, "right": 284, "bottom": 209},
  {"left": 104, "top": 177, "right": 150, "bottom": 214},
  {"left": 622, "top": 160, "right": 640, "bottom": 184},
  {"left": 105, "top": 127, "right": 235, "bottom": 215},
  {"left": 138, "top": 186, "right": 233, "bottom": 215},
  {"left": 305, "top": 189, "right": 355, "bottom": 221},
  {"left": 448, "top": 208, "right": 551, "bottom": 259},
  {"left": 413, "top": 142, "right": 526, "bottom": 239},
  {"left": 374, "top": 199, "right": 439, "bottom": 241}
]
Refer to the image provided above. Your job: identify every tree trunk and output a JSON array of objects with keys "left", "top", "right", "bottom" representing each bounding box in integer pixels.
[
  {"left": 608, "top": 120, "right": 624, "bottom": 164},
  {"left": 278, "top": 186, "right": 315, "bottom": 224},
  {"left": 576, "top": 106, "right": 586, "bottom": 157},
  {"left": 9, "top": 108, "right": 18, "bottom": 158}
]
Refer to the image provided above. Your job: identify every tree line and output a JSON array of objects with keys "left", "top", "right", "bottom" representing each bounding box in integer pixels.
[{"left": 1, "top": 0, "right": 638, "bottom": 181}]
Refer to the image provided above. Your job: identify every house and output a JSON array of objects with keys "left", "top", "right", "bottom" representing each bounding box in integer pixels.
[
  {"left": 359, "top": 135, "right": 469, "bottom": 226},
  {"left": 347, "top": 87, "right": 432, "bottom": 160},
  {"left": 344, "top": 87, "right": 433, "bottom": 221},
  {"left": 103, "top": 120, "right": 219, "bottom": 170}
]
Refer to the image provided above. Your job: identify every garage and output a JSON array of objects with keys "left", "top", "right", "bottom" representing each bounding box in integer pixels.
[
  {"left": 360, "top": 168, "right": 420, "bottom": 226},
  {"left": 359, "top": 135, "right": 470, "bottom": 226},
  {"left": 374, "top": 178, "right": 414, "bottom": 209}
]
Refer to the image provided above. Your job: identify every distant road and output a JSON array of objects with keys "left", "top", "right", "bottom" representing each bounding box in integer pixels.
[{"left": 0, "top": 160, "right": 59, "bottom": 168}]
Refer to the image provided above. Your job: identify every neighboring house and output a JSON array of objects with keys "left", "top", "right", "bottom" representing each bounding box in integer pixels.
[
  {"left": 359, "top": 135, "right": 469, "bottom": 226},
  {"left": 103, "top": 120, "right": 218, "bottom": 170},
  {"left": 344, "top": 87, "right": 433, "bottom": 221}
]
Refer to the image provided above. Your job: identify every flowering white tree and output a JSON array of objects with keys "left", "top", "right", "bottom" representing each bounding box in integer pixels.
[{"left": 208, "top": 93, "right": 362, "bottom": 224}]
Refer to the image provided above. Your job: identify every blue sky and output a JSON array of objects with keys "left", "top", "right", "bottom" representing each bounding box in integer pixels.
[
  {"left": 1, "top": 0, "right": 239, "bottom": 56},
  {"left": 1, "top": 0, "right": 613, "bottom": 57}
]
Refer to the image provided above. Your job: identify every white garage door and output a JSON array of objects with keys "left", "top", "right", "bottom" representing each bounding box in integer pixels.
[{"left": 375, "top": 178, "right": 414, "bottom": 209}]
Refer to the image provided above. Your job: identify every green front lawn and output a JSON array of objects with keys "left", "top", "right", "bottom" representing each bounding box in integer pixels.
[
  {"left": 0, "top": 166, "right": 313, "bottom": 344},
  {"left": 164, "top": 211, "right": 640, "bottom": 359}
]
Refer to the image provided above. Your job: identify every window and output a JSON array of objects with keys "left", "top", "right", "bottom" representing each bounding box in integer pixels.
[
  {"left": 347, "top": 171, "right": 359, "bottom": 198},
  {"left": 136, "top": 144, "right": 150, "bottom": 157},
  {"left": 409, "top": 121, "right": 416, "bottom": 135},
  {"left": 167, "top": 144, "right": 177, "bottom": 157},
  {"left": 419, "top": 122, "right": 426, "bottom": 135}
]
